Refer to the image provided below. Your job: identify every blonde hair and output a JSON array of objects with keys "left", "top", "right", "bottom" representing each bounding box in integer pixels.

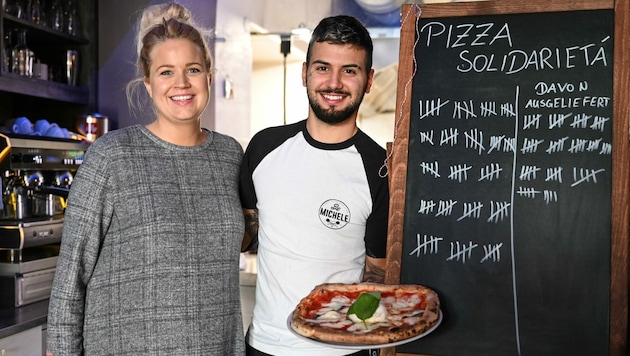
[{"left": 126, "top": 2, "right": 214, "bottom": 118}]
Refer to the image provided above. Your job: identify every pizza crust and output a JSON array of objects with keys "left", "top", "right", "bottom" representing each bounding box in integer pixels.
[{"left": 290, "top": 282, "right": 440, "bottom": 345}]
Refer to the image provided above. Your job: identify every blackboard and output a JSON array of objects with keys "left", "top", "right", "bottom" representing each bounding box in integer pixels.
[{"left": 383, "top": 1, "right": 629, "bottom": 356}]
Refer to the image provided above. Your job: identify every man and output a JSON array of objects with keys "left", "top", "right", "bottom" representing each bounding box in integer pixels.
[{"left": 240, "top": 15, "right": 389, "bottom": 356}]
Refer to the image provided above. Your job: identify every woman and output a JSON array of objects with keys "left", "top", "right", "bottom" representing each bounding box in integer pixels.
[{"left": 46, "top": 3, "right": 245, "bottom": 355}]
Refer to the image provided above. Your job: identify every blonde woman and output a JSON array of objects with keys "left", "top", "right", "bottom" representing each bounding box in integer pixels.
[{"left": 47, "top": 3, "right": 245, "bottom": 355}]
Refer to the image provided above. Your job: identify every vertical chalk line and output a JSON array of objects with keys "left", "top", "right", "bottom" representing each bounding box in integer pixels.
[{"left": 510, "top": 86, "right": 522, "bottom": 355}]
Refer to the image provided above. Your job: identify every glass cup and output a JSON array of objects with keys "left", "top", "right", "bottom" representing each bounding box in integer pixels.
[{"left": 65, "top": 49, "right": 78, "bottom": 85}]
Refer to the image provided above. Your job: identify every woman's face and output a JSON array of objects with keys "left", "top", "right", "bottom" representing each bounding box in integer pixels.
[{"left": 143, "top": 38, "right": 210, "bottom": 126}]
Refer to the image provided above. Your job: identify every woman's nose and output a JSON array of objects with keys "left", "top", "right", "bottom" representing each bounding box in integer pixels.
[{"left": 175, "top": 72, "right": 191, "bottom": 87}]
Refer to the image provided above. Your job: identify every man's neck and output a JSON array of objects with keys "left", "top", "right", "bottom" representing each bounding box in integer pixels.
[{"left": 305, "top": 115, "right": 358, "bottom": 144}]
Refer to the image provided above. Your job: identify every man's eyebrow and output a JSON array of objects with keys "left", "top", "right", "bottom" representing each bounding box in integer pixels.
[
  {"left": 311, "top": 59, "right": 331, "bottom": 66},
  {"left": 311, "top": 60, "right": 362, "bottom": 70}
]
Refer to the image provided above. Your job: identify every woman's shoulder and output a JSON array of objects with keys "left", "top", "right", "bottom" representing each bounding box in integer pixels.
[
  {"left": 207, "top": 130, "right": 244, "bottom": 154},
  {"left": 86, "top": 125, "right": 145, "bottom": 155}
]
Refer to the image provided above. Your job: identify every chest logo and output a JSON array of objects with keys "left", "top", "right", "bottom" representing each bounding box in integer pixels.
[{"left": 319, "top": 199, "right": 351, "bottom": 229}]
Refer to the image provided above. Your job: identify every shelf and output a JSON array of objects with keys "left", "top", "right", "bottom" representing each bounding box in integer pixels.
[
  {"left": 0, "top": 72, "right": 88, "bottom": 104},
  {"left": 0, "top": 2, "right": 95, "bottom": 118},
  {"left": 2, "top": 15, "right": 87, "bottom": 46}
]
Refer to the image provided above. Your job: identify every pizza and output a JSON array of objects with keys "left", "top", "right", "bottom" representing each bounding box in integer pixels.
[{"left": 290, "top": 282, "right": 440, "bottom": 345}]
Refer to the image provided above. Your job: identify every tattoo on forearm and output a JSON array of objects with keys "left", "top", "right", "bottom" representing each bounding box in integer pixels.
[
  {"left": 363, "top": 259, "right": 386, "bottom": 283},
  {"left": 243, "top": 210, "right": 259, "bottom": 251}
]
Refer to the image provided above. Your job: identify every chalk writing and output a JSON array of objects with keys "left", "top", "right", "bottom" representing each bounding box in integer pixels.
[
  {"left": 546, "top": 137, "right": 569, "bottom": 154},
  {"left": 544, "top": 190, "right": 558, "bottom": 204},
  {"left": 481, "top": 243, "right": 504, "bottom": 263},
  {"left": 479, "top": 163, "right": 502, "bottom": 181},
  {"left": 516, "top": 187, "right": 540, "bottom": 199},
  {"left": 488, "top": 201, "right": 511, "bottom": 223},
  {"left": 420, "top": 161, "right": 440, "bottom": 178},
  {"left": 419, "top": 21, "right": 612, "bottom": 75},
  {"left": 488, "top": 135, "right": 516, "bottom": 153},
  {"left": 449, "top": 164, "right": 472, "bottom": 182},
  {"left": 519, "top": 165, "right": 540, "bottom": 181},
  {"left": 436, "top": 199, "right": 457, "bottom": 217},
  {"left": 480, "top": 101, "right": 497, "bottom": 116},
  {"left": 441, "top": 128, "right": 458, "bottom": 146},
  {"left": 523, "top": 114, "right": 541, "bottom": 130},
  {"left": 419, "top": 98, "right": 449, "bottom": 119},
  {"left": 457, "top": 202, "right": 484, "bottom": 221},
  {"left": 571, "top": 167, "right": 606, "bottom": 187},
  {"left": 418, "top": 199, "right": 436, "bottom": 214},
  {"left": 409, "top": 234, "right": 443, "bottom": 257},
  {"left": 402, "top": 11, "right": 613, "bottom": 356},
  {"left": 453, "top": 100, "right": 477, "bottom": 119},
  {"left": 545, "top": 167, "right": 563, "bottom": 183},
  {"left": 465, "top": 128, "right": 485, "bottom": 154},
  {"left": 419, "top": 130, "right": 434, "bottom": 145},
  {"left": 447, "top": 241, "right": 478, "bottom": 263},
  {"left": 548, "top": 113, "right": 570, "bottom": 128}
]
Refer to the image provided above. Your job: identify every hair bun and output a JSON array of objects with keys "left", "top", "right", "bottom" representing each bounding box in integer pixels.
[
  {"left": 136, "top": 3, "right": 195, "bottom": 57},
  {"left": 140, "top": 2, "right": 192, "bottom": 32}
]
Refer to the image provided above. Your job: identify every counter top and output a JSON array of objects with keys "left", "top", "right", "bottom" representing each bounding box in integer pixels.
[{"left": 0, "top": 299, "right": 48, "bottom": 339}]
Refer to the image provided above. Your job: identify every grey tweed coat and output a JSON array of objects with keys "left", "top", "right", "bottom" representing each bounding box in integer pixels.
[{"left": 47, "top": 125, "right": 245, "bottom": 355}]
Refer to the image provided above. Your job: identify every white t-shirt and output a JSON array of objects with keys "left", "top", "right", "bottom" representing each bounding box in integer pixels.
[{"left": 240, "top": 120, "right": 389, "bottom": 356}]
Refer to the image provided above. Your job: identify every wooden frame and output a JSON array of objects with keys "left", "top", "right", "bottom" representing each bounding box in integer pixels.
[{"left": 383, "top": 1, "right": 628, "bottom": 355}]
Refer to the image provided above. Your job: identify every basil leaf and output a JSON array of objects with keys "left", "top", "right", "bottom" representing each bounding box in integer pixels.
[{"left": 347, "top": 292, "right": 381, "bottom": 321}]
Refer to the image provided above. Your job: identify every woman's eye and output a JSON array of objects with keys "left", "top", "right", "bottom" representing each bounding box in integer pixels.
[
  {"left": 189, "top": 67, "right": 201, "bottom": 74},
  {"left": 159, "top": 70, "right": 173, "bottom": 76}
]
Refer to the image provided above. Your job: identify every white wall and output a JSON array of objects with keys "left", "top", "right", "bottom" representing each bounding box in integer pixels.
[
  {"left": 251, "top": 60, "right": 309, "bottom": 135},
  {"left": 211, "top": 0, "right": 261, "bottom": 145}
]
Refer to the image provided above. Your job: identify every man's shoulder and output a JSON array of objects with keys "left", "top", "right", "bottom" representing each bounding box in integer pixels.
[
  {"left": 248, "top": 120, "right": 305, "bottom": 150},
  {"left": 252, "top": 120, "right": 304, "bottom": 140},
  {"left": 354, "top": 129, "right": 387, "bottom": 156}
]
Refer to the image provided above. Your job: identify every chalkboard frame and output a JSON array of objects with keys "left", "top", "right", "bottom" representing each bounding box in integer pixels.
[{"left": 382, "top": 1, "right": 629, "bottom": 355}]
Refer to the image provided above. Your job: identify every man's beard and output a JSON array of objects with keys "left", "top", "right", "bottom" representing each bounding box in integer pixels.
[{"left": 308, "top": 90, "right": 365, "bottom": 124}]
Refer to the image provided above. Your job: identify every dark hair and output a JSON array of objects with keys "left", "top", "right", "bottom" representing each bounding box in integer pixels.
[{"left": 306, "top": 15, "right": 373, "bottom": 71}]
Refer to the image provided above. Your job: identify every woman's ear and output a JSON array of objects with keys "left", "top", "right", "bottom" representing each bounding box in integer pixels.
[{"left": 143, "top": 77, "right": 152, "bottom": 98}]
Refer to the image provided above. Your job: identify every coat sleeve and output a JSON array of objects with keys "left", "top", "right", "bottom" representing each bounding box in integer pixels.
[{"left": 47, "top": 140, "right": 115, "bottom": 355}]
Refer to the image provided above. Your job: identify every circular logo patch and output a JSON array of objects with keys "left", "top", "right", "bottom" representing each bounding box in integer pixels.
[{"left": 319, "top": 199, "right": 351, "bottom": 229}]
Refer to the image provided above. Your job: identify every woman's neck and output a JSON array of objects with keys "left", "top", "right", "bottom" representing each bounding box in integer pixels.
[{"left": 146, "top": 121, "right": 207, "bottom": 146}]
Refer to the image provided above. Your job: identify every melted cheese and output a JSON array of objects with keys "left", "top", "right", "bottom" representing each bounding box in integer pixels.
[
  {"left": 319, "top": 310, "right": 342, "bottom": 320},
  {"left": 348, "top": 302, "right": 388, "bottom": 324}
]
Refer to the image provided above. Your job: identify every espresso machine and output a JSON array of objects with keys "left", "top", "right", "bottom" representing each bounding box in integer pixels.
[{"left": 0, "top": 133, "right": 88, "bottom": 307}]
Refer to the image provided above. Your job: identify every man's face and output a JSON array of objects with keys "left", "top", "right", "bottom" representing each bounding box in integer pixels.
[{"left": 302, "top": 41, "right": 374, "bottom": 124}]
